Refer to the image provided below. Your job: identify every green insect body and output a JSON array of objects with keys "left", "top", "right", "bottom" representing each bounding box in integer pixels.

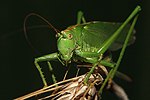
[
  {"left": 33, "top": 6, "right": 141, "bottom": 95},
  {"left": 58, "top": 21, "right": 135, "bottom": 64}
]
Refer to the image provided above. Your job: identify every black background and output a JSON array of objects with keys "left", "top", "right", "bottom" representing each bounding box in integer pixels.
[{"left": 0, "top": 0, "right": 149, "bottom": 100}]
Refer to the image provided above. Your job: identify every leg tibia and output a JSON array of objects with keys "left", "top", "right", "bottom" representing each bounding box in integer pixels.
[
  {"left": 34, "top": 60, "right": 47, "bottom": 87},
  {"left": 34, "top": 53, "right": 58, "bottom": 87},
  {"left": 47, "top": 61, "right": 57, "bottom": 84}
]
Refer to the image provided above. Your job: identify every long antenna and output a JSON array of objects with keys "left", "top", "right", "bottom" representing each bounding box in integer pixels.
[{"left": 23, "top": 13, "right": 59, "bottom": 54}]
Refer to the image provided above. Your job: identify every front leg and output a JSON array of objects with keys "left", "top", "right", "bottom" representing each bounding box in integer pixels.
[{"left": 34, "top": 52, "right": 59, "bottom": 87}]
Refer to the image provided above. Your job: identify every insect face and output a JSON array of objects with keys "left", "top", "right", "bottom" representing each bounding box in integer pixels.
[{"left": 57, "top": 32, "right": 76, "bottom": 63}]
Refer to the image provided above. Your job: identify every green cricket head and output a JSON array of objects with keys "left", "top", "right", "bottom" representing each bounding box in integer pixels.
[{"left": 57, "top": 31, "right": 76, "bottom": 63}]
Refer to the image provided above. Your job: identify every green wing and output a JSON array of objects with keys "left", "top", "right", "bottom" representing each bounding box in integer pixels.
[{"left": 82, "top": 21, "right": 135, "bottom": 51}]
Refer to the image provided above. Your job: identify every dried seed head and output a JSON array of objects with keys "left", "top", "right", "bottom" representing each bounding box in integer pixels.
[
  {"left": 15, "top": 65, "right": 129, "bottom": 100},
  {"left": 52, "top": 74, "right": 103, "bottom": 100}
]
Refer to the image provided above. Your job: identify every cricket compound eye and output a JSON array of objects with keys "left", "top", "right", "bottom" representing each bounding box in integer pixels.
[
  {"left": 68, "top": 34, "right": 73, "bottom": 39},
  {"left": 60, "top": 30, "right": 73, "bottom": 39},
  {"left": 63, "top": 33, "right": 73, "bottom": 39}
]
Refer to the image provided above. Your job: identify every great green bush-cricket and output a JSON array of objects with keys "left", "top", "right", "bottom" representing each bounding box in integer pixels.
[{"left": 24, "top": 6, "right": 141, "bottom": 94}]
